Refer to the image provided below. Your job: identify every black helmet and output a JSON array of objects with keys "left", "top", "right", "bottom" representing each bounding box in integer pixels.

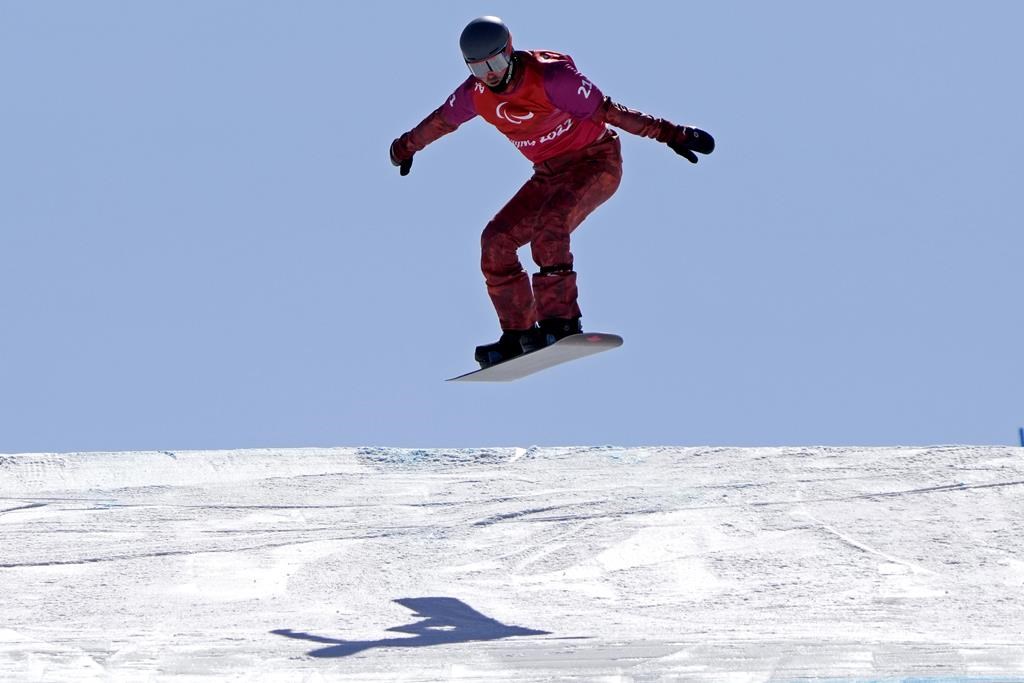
[{"left": 460, "top": 16, "right": 514, "bottom": 86}]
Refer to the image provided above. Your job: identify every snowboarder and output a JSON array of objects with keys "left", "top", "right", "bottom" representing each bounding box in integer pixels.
[{"left": 389, "top": 16, "right": 715, "bottom": 369}]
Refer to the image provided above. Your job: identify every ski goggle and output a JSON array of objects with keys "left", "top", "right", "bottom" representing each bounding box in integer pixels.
[{"left": 466, "top": 48, "right": 511, "bottom": 81}]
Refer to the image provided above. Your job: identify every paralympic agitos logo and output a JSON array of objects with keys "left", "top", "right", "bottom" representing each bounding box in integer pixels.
[{"left": 495, "top": 102, "right": 535, "bottom": 125}]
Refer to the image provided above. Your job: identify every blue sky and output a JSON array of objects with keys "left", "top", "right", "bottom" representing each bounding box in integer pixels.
[{"left": 2, "top": 1, "right": 1022, "bottom": 452}]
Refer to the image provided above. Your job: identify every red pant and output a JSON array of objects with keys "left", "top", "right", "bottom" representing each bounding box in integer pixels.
[{"left": 481, "top": 131, "right": 623, "bottom": 331}]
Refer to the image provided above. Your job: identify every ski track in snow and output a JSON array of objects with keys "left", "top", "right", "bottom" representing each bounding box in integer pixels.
[{"left": 1, "top": 446, "right": 1023, "bottom": 681}]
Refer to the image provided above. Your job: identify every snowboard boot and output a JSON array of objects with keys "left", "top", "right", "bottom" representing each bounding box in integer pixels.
[
  {"left": 536, "top": 317, "right": 583, "bottom": 346},
  {"left": 475, "top": 328, "right": 537, "bottom": 369},
  {"left": 474, "top": 319, "right": 582, "bottom": 368},
  {"left": 502, "top": 318, "right": 583, "bottom": 360}
]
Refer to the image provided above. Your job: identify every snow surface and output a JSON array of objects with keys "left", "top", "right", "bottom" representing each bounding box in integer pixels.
[{"left": 2, "top": 445, "right": 1023, "bottom": 682}]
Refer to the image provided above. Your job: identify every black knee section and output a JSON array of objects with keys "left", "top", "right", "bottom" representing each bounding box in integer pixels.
[{"left": 538, "top": 263, "right": 573, "bottom": 276}]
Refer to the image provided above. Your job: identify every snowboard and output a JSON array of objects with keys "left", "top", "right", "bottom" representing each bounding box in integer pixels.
[{"left": 447, "top": 333, "right": 623, "bottom": 382}]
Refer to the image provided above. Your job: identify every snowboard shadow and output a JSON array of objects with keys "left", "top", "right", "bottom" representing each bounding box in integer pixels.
[{"left": 272, "top": 596, "right": 550, "bottom": 658}]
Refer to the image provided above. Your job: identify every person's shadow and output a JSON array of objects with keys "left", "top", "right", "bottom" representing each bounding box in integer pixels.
[{"left": 272, "top": 597, "right": 551, "bottom": 658}]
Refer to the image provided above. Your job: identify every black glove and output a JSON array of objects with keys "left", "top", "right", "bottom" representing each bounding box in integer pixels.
[
  {"left": 389, "top": 140, "right": 413, "bottom": 176},
  {"left": 667, "top": 126, "right": 715, "bottom": 164}
]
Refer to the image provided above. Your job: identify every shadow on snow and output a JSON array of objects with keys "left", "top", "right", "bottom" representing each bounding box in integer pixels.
[{"left": 272, "top": 596, "right": 551, "bottom": 658}]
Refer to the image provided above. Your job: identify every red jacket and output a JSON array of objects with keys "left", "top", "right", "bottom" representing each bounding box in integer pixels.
[{"left": 392, "top": 50, "right": 681, "bottom": 166}]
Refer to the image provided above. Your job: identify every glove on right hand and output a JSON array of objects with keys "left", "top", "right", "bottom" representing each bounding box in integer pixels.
[
  {"left": 389, "top": 140, "right": 413, "bottom": 176},
  {"left": 667, "top": 126, "right": 715, "bottom": 164}
]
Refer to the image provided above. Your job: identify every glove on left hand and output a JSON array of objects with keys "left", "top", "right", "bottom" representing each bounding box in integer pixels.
[{"left": 667, "top": 126, "right": 715, "bottom": 164}]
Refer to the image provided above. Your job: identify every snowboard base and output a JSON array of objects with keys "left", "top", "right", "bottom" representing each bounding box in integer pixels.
[{"left": 447, "top": 333, "right": 623, "bottom": 382}]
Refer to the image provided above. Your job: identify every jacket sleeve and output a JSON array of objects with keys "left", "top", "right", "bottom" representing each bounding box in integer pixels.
[
  {"left": 596, "top": 97, "right": 677, "bottom": 143},
  {"left": 542, "top": 59, "right": 604, "bottom": 119},
  {"left": 390, "top": 107, "right": 459, "bottom": 163},
  {"left": 390, "top": 79, "right": 479, "bottom": 163}
]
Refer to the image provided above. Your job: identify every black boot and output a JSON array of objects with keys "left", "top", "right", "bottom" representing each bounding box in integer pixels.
[
  {"left": 537, "top": 317, "right": 582, "bottom": 344},
  {"left": 475, "top": 328, "right": 535, "bottom": 369},
  {"left": 514, "top": 318, "right": 583, "bottom": 357}
]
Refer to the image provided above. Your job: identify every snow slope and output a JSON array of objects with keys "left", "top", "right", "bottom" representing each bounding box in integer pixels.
[{"left": 2, "top": 446, "right": 1023, "bottom": 682}]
